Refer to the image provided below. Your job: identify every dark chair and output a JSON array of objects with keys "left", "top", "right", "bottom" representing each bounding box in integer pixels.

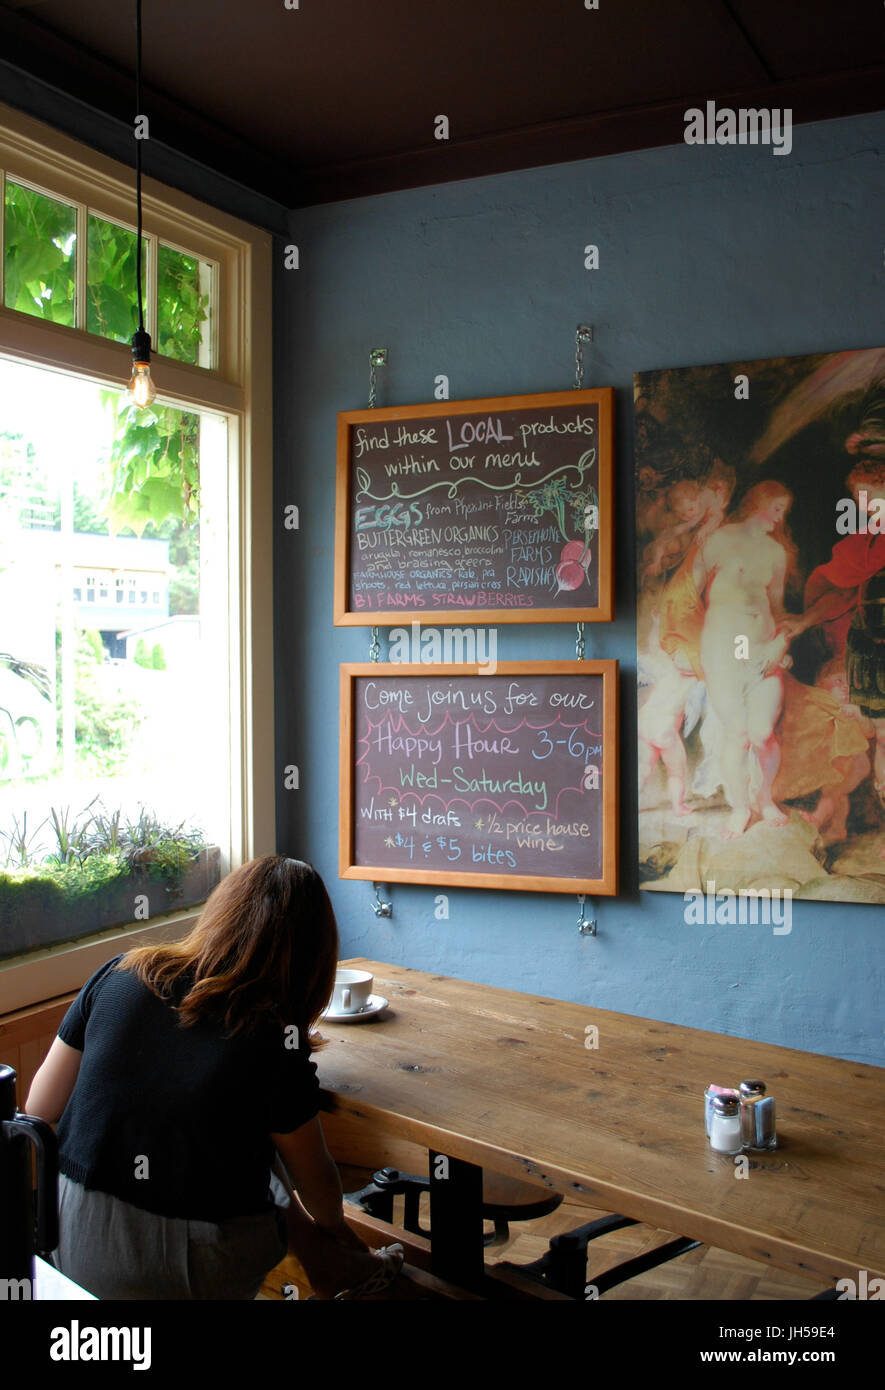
[
  {"left": 344, "top": 1165, "right": 562, "bottom": 1247},
  {"left": 345, "top": 1165, "right": 707, "bottom": 1300},
  {"left": 495, "top": 1213, "right": 701, "bottom": 1298},
  {"left": 347, "top": 1164, "right": 840, "bottom": 1300}
]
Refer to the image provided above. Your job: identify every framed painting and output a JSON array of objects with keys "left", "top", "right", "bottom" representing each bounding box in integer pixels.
[{"left": 634, "top": 348, "right": 885, "bottom": 905}]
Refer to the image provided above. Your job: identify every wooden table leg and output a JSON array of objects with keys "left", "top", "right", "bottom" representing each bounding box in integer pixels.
[{"left": 428, "top": 1149, "right": 485, "bottom": 1291}]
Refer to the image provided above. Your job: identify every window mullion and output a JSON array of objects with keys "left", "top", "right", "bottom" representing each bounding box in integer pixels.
[
  {"left": 75, "top": 202, "right": 87, "bottom": 331},
  {"left": 147, "top": 230, "right": 158, "bottom": 340},
  {"left": 0, "top": 169, "right": 5, "bottom": 307}
]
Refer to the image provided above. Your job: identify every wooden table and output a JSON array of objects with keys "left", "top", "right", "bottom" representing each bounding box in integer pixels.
[{"left": 316, "top": 959, "right": 885, "bottom": 1294}]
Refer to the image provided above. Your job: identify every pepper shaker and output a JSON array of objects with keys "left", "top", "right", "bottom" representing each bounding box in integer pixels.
[{"left": 739, "top": 1079, "right": 777, "bottom": 1150}]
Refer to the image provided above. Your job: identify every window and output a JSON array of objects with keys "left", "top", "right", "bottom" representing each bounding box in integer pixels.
[
  {"left": 86, "top": 212, "right": 149, "bottom": 345},
  {"left": 0, "top": 102, "right": 273, "bottom": 1016},
  {"left": 3, "top": 180, "right": 76, "bottom": 325},
  {"left": 0, "top": 358, "right": 232, "bottom": 950},
  {"left": 157, "top": 242, "right": 214, "bottom": 367},
  {"left": 3, "top": 181, "right": 217, "bottom": 364}
]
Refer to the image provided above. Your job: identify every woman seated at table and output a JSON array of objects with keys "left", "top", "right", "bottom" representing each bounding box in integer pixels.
[{"left": 26, "top": 856, "right": 403, "bottom": 1300}]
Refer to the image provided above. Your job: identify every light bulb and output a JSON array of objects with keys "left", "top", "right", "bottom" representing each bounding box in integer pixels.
[{"left": 129, "top": 360, "right": 156, "bottom": 408}]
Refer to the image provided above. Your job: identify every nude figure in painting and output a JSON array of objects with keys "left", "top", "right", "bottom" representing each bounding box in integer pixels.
[
  {"left": 637, "top": 614, "right": 699, "bottom": 817},
  {"left": 637, "top": 467, "right": 735, "bottom": 817},
  {"left": 695, "top": 481, "right": 794, "bottom": 837}
]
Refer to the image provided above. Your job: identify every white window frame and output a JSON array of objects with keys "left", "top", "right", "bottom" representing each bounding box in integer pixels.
[{"left": 0, "top": 102, "right": 275, "bottom": 1014}]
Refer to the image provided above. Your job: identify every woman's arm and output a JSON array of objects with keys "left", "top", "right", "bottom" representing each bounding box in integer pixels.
[
  {"left": 767, "top": 549, "right": 788, "bottom": 623},
  {"left": 271, "top": 1115, "right": 353, "bottom": 1234},
  {"left": 780, "top": 584, "right": 857, "bottom": 642},
  {"left": 25, "top": 1037, "right": 83, "bottom": 1123}
]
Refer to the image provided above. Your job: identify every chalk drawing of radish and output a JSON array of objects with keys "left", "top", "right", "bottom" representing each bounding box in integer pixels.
[
  {"left": 552, "top": 503, "right": 597, "bottom": 595},
  {"left": 553, "top": 539, "right": 589, "bottom": 593}
]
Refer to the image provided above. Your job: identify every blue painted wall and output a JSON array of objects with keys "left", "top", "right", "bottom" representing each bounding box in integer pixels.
[{"left": 274, "top": 111, "right": 885, "bottom": 1066}]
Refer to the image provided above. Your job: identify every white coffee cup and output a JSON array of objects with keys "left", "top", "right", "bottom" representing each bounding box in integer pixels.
[{"left": 329, "top": 968, "right": 373, "bottom": 1014}]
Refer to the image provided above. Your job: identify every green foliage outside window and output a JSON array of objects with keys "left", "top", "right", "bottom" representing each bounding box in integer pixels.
[
  {"left": 3, "top": 179, "right": 211, "bottom": 534},
  {"left": 59, "top": 630, "right": 144, "bottom": 778},
  {"left": 101, "top": 398, "right": 201, "bottom": 536},
  {"left": 157, "top": 244, "right": 210, "bottom": 366},
  {"left": 133, "top": 639, "right": 167, "bottom": 671},
  {"left": 3, "top": 182, "right": 75, "bottom": 325},
  {"left": 86, "top": 214, "right": 143, "bottom": 345}
]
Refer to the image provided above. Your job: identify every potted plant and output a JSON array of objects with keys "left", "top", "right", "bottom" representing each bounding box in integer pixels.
[{"left": 0, "top": 800, "right": 221, "bottom": 961}]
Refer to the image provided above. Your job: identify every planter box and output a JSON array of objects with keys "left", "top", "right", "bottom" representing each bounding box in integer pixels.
[{"left": 0, "top": 846, "right": 221, "bottom": 962}]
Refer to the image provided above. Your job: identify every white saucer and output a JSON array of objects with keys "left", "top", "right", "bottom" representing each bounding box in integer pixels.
[{"left": 321, "top": 993, "right": 389, "bottom": 1023}]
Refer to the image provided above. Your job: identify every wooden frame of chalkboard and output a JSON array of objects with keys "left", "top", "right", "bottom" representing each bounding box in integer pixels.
[
  {"left": 340, "top": 660, "right": 618, "bottom": 895},
  {"left": 334, "top": 389, "right": 614, "bottom": 625}
]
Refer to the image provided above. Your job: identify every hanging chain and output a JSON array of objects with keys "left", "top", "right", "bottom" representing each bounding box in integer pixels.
[
  {"left": 368, "top": 348, "right": 387, "bottom": 408},
  {"left": 574, "top": 324, "right": 592, "bottom": 390},
  {"left": 575, "top": 621, "right": 586, "bottom": 660},
  {"left": 367, "top": 350, "right": 387, "bottom": 657}
]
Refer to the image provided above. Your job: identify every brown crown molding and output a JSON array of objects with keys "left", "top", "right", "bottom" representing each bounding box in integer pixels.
[
  {"left": 289, "top": 69, "right": 885, "bottom": 206},
  {"left": 1, "top": 5, "right": 882, "bottom": 209}
]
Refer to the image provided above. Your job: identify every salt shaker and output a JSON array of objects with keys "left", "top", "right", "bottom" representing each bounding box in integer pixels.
[
  {"left": 739, "top": 1079, "right": 777, "bottom": 1149},
  {"left": 705, "top": 1084, "right": 736, "bottom": 1137},
  {"left": 709, "top": 1092, "right": 743, "bottom": 1154}
]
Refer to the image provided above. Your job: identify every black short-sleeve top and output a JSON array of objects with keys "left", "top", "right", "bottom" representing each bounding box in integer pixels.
[{"left": 55, "top": 955, "right": 321, "bottom": 1220}]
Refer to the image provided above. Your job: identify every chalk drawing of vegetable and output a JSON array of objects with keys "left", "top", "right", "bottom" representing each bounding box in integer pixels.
[
  {"left": 516, "top": 477, "right": 599, "bottom": 594},
  {"left": 553, "top": 539, "right": 590, "bottom": 593},
  {"left": 552, "top": 501, "right": 599, "bottom": 594}
]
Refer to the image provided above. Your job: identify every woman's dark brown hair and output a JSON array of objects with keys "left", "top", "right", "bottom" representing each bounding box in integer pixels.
[{"left": 115, "top": 856, "right": 338, "bottom": 1039}]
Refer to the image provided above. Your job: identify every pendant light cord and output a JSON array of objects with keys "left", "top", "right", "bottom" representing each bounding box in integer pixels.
[{"left": 135, "top": 0, "right": 145, "bottom": 334}]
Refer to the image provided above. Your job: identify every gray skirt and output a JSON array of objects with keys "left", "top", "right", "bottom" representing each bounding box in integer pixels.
[{"left": 51, "top": 1171, "right": 291, "bottom": 1300}]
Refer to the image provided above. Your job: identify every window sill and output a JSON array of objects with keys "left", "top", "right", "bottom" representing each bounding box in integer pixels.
[{"left": 0, "top": 899, "right": 207, "bottom": 1015}]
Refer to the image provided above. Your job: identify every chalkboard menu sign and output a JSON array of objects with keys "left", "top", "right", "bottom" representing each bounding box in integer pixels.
[
  {"left": 334, "top": 389, "right": 613, "bottom": 625},
  {"left": 340, "top": 661, "right": 618, "bottom": 894}
]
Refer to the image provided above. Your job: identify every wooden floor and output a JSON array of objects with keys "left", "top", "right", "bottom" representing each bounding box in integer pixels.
[{"left": 260, "top": 1164, "right": 827, "bottom": 1301}]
